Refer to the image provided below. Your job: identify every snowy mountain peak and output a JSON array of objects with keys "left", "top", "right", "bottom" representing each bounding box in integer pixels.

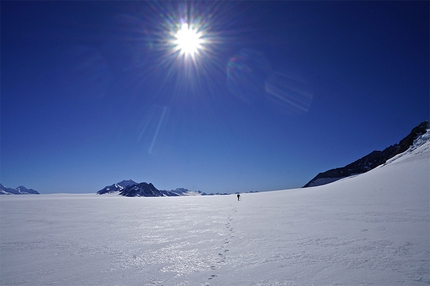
[
  {"left": 117, "top": 180, "right": 137, "bottom": 188},
  {"left": 0, "top": 184, "right": 40, "bottom": 195},
  {"left": 383, "top": 126, "right": 430, "bottom": 166},
  {"left": 97, "top": 181, "right": 134, "bottom": 195},
  {"left": 119, "top": 182, "right": 161, "bottom": 197}
]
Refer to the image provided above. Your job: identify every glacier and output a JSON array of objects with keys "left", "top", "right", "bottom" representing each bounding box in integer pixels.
[{"left": 0, "top": 133, "right": 429, "bottom": 285}]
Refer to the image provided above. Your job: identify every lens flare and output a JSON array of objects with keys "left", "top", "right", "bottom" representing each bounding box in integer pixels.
[
  {"left": 265, "top": 72, "right": 313, "bottom": 114},
  {"left": 227, "top": 49, "right": 271, "bottom": 103}
]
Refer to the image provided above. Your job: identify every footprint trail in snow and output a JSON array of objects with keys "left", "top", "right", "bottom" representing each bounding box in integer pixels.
[{"left": 205, "top": 204, "right": 237, "bottom": 285}]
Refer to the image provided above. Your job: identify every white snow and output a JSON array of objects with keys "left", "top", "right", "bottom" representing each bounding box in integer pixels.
[
  {"left": 1, "top": 139, "right": 429, "bottom": 285},
  {"left": 305, "top": 176, "right": 344, "bottom": 187}
]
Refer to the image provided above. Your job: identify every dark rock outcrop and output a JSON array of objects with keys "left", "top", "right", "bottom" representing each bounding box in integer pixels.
[{"left": 119, "top": 182, "right": 165, "bottom": 197}]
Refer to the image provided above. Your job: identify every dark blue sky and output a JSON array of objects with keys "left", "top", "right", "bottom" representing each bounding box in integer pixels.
[{"left": 1, "top": 1, "right": 428, "bottom": 194}]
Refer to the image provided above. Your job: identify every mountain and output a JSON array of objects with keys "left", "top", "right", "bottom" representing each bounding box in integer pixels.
[
  {"left": 97, "top": 180, "right": 199, "bottom": 197},
  {"left": 303, "top": 120, "right": 429, "bottom": 187},
  {"left": 119, "top": 182, "right": 170, "bottom": 197},
  {"left": 0, "top": 184, "right": 40, "bottom": 195},
  {"left": 97, "top": 179, "right": 137, "bottom": 194}
]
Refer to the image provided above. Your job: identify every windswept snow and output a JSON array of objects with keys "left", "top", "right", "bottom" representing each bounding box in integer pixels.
[{"left": 1, "top": 140, "right": 429, "bottom": 285}]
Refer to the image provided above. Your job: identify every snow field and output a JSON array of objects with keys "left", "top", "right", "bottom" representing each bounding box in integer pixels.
[{"left": 1, "top": 140, "right": 429, "bottom": 285}]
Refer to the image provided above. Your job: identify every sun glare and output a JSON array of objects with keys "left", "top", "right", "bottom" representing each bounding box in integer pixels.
[
  {"left": 174, "top": 23, "right": 204, "bottom": 57},
  {"left": 151, "top": 1, "right": 226, "bottom": 81}
]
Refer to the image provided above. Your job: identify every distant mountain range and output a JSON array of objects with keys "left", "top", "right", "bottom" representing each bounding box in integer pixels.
[
  {"left": 0, "top": 184, "right": 40, "bottom": 195},
  {"left": 303, "top": 120, "right": 429, "bottom": 188},
  {"left": 97, "top": 180, "right": 203, "bottom": 197}
]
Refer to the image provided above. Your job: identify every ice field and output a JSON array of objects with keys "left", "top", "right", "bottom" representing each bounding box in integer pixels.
[{"left": 1, "top": 138, "right": 429, "bottom": 285}]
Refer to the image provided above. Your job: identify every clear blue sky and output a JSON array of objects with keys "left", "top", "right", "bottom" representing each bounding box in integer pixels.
[{"left": 1, "top": 1, "right": 428, "bottom": 194}]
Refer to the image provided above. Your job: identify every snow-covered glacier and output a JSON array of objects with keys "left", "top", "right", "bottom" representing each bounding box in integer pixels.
[{"left": 1, "top": 135, "right": 429, "bottom": 285}]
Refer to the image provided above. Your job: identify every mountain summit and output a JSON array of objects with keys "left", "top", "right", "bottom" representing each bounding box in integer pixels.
[
  {"left": 303, "top": 120, "right": 429, "bottom": 188},
  {"left": 97, "top": 180, "right": 137, "bottom": 194},
  {"left": 0, "top": 184, "right": 40, "bottom": 195}
]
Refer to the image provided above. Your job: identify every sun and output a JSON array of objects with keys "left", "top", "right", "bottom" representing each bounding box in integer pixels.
[{"left": 173, "top": 23, "right": 204, "bottom": 57}]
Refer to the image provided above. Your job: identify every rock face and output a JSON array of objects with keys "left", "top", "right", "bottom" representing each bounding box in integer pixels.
[
  {"left": 119, "top": 182, "right": 168, "bottom": 197},
  {"left": 0, "top": 184, "right": 40, "bottom": 195},
  {"left": 303, "top": 120, "right": 429, "bottom": 188}
]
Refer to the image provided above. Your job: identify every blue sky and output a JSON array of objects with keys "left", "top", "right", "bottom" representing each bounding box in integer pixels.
[{"left": 1, "top": 1, "right": 428, "bottom": 194}]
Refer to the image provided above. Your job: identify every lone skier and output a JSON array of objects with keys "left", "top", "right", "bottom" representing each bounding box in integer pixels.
[{"left": 237, "top": 194, "right": 240, "bottom": 201}]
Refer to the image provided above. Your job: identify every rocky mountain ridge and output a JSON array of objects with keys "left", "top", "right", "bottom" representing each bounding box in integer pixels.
[
  {"left": 97, "top": 180, "right": 201, "bottom": 197},
  {"left": 0, "top": 184, "right": 40, "bottom": 195},
  {"left": 303, "top": 120, "right": 429, "bottom": 188}
]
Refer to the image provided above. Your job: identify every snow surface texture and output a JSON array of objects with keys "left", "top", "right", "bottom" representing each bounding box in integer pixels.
[{"left": 1, "top": 137, "right": 429, "bottom": 285}]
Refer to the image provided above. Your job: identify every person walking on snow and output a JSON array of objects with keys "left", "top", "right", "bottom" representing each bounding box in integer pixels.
[{"left": 237, "top": 194, "right": 240, "bottom": 201}]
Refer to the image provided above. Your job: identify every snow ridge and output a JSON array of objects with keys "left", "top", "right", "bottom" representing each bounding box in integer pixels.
[
  {"left": 304, "top": 120, "right": 429, "bottom": 187},
  {"left": 384, "top": 127, "right": 430, "bottom": 165}
]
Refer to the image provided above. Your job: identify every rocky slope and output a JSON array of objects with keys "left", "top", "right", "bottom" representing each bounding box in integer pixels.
[{"left": 303, "top": 120, "right": 429, "bottom": 187}]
